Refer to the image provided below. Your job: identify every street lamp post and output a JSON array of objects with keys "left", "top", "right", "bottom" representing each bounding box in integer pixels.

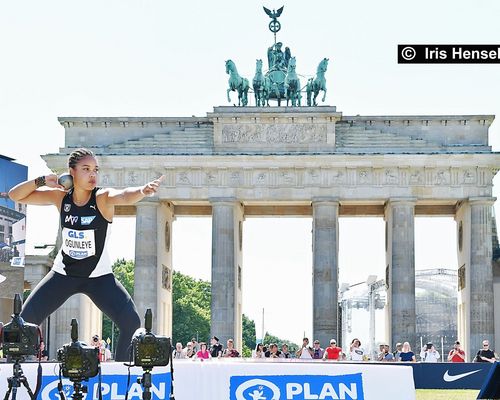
[{"left": 366, "top": 275, "right": 378, "bottom": 360}]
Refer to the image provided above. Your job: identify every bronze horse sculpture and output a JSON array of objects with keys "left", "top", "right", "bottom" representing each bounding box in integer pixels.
[
  {"left": 306, "top": 58, "right": 329, "bottom": 106},
  {"left": 284, "top": 56, "right": 301, "bottom": 107},
  {"left": 226, "top": 59, "right": 250, "bottom": 106},
  {"left": 252, "top": 59, "right": 279, "bottom": 107}
]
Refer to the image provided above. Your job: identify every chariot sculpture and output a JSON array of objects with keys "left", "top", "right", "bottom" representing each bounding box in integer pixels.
[{"left": 225, "top": 6, "right": 329, "bottom": 107}]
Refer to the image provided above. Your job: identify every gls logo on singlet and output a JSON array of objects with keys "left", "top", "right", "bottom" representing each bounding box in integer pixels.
[
  {"left": 68, "top": 230, "right": 85, "bottom": 238},
  {"left": 65, "top": 215, "right": 78, "bottom": 225}
]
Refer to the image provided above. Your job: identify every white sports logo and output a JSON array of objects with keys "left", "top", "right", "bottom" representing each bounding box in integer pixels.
[{"left": 443, "top": 369, "right": 481, "bottom": 382}]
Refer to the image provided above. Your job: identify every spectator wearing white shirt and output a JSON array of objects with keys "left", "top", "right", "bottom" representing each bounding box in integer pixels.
[
  {"left": 296, "top": 337, "right": 313, "bottom": 359},
  {"left": 420, "top": 343, "right": 440, "bottom": 362},
  {"left": 349, "top": 338, "right": 365, "bottom": 361}
]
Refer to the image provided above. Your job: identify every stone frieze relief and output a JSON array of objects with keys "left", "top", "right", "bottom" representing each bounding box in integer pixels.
[
  {"left": 104, "top": 167, "right": 490, "bottom": 188},
  {"left": 221, "top": 123, "right": 327, "bottom": 144}
]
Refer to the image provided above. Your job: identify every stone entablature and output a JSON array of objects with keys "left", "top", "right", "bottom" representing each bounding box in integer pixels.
[{"left": 42, "top": 153, "right": 499, "bottom": 202}]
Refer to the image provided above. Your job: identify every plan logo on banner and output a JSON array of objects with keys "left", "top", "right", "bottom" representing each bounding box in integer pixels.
[
  {"left": 230, "top": 373, "right": 364, "bottom": 400},
  {"left": 39, "top": 371, "right": 171, "bottom": 399}
]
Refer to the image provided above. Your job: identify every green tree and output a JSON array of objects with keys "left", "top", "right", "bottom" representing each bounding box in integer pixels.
[
  {"left": 102, "top": 261, "right": 283, "bottom": 357},
  {"left": 242, "top": 314, "right": 256, "bottom": 353},
  {"left": 263, "top": 332, "right": 299, "bottom": 353},
  {"left": 172, "top": 271, "right": 211, "bottom": 345}
]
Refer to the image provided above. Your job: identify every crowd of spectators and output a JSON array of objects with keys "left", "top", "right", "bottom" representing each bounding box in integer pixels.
[
  {"left": 169, "top": 335, "right": 498, "bottom": 363},
  {"left": 0, "top": 333, "right": 497, "bottom": 363}
]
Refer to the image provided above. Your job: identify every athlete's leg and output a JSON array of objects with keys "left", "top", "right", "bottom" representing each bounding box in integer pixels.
[
  {"left": 83, "top": 274, "right": 140, "bottom": 361},
  {"left": 20, "top": 271, "right": 78, "bottom": 325}
]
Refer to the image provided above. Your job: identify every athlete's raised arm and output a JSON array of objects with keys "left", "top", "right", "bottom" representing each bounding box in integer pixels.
[
  {"left": 8, "top": 174, "right": 66, "bottom": 207},
  {"left": 101, "top": 175, "right": 165, "bottom": 206}
]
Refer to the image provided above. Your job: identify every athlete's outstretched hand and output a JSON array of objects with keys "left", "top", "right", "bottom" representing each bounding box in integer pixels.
[{"left": 141, "top": 175, "right": 165, "bottom": 197}]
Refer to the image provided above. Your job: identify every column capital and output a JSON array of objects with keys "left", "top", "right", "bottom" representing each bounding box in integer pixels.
[
  {"left": 385, "top": 198, "right": 417, "bottom": 208},
  {"left": 136, "top": 198, "right": 160, "bottom": 207},
  {"left": 468, "top": 197, "right": 496, "bottom": 207},
  {"left": 312, "top": 197, "right": 339, "bottom": 205},
  {"left": 209, "top": 197, "right": 238, "bottom": 205}
]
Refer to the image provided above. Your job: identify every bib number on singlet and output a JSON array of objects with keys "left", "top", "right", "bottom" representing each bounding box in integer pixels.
[{"left": 62, "top": 228, "right": 95, "bottom": 260}]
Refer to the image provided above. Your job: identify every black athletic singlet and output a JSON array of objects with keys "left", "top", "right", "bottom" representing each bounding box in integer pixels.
[{"left": 52, "top": 188, "right": 112, "bottom": 278}]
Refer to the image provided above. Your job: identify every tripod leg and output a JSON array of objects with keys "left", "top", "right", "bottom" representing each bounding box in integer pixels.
[
  {"left": 9, "top": 386, "right": 17, "bottom": 400},
  {"left": 3, "top": 381, "right": 12, "bottom": 400},
  {"left": 20, "top": 378, "right": 35, "bottom": 400},
  {"left": 142, "top": 372, "right": 152, "bottom": 400}
]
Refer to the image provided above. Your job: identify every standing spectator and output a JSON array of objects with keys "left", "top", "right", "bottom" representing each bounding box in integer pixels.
[
  {"left": 323, "top": 339, "right": 343, "bottom": 361},
  {"left": 280, "top": 343, "right": 291, "bottom": 359},
  {"left": 252, "top": 343, "right": 265, "bottom": 358},
  {"left": 39, "top": 341, "right": 49, "bottom": 361},
  {"left": 101, "top": 340, "right": 112, "bottom": 361},
  {"left": 420, "top": 342, "right": 440, "bottom": 362},
  {"left": 91, "top": 335, "right": 104, "bottom": 361},
  {"left": 265, "top": 343, "right": 281, "bottom": 358},
  {"left": 195, "top": 342, "right": 211, "bottom": 360},
  {"left": 296, "top": 337, "right": 313, "bottom": 359},
  {"left": 475, "top": 340, "right": 497, "bottom": 363},
  {"left": 393, "top": 342, "right": 403, "bottom": 360},
  {"left": 447, "top": 341, "right": 465, "bottom": 363},
  {"left": 173, "top": 342, "right": 186, "bottom": 359},
  {"left": 312, "top": 340, "right": 325, "bottom": 359},
  {"left": 185, "top": 341, "right": 196, "bottom": 358},
  {"left": 222, "top": 339, "right": 240, "bottom": 357},
  {"left": 210, "top": 336, "right": 223, "bottom": 358},
  {"left": 399, "top": 342, "right": 416, "bottom": 362},
  {"left": 349, "top": 338, "right": 365, "bottom": 361},
  {"left": 191, "top": 338, "right": 199, "bottom": 353},
  {"left": 381, "top": 345, "right": 394, "bottom": 362},
  {"left": 376, "top": 344, "right": 386, "bottom": 361}
]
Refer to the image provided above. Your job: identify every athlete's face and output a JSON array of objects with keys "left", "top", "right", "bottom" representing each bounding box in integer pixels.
[{"left": 71, "top": 156, "right": 99, "bottom": 190}]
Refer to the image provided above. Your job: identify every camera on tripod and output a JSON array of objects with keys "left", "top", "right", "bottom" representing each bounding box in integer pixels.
[
  {"left": 0, "top": 293, "right": 40, "bottom": 357},
  {"left": 57, "top": 319, "right": 99, "bottom": 380},
  {"left": 132, "top": 308, "right": 171, "bottom": 368}
]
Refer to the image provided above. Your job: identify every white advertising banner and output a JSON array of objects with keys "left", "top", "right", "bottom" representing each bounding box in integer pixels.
[{"left": 0, "top": 359, "right": 415, "bottom": 400}]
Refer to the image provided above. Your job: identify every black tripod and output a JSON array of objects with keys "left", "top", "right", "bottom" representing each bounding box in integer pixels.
[
  {"left": 56, "top": 374, "right": 91, "bottom": 400},
  {"left": 137, "top": 369, "right": 153, "bottom": 400},
  {"left": 69, "top": 380, "right": 87, "bottom": 400},
  {"left": 3, "top": 357, "right": 35, "bottom": 400}
]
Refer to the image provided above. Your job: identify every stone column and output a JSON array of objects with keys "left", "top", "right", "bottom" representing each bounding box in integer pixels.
[
  {"left": 210, "top": 198, "right": 243, "bottom": 351},
  {"left": 385, "top": 199, "right": 416, "bottom": 350},
  {"left": 312, "top": 199, "right": 339, "bottom": 347},
  {"left": 134, "top": 199, "right": 160, "bottom": 331},
  {"left": 456, "top": 198, "right": 495, "bottom": 359},
  {"left": 49, "top": 295, "right": 101, "bottom": 360},
  {"left": 156, "top": 202, "right": 174, "bottom": 337}
]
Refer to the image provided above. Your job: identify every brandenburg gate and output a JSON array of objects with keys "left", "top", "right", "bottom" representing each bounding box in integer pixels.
[{"left": 42, "top": 106, "right": 500, "bottom": 360}]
